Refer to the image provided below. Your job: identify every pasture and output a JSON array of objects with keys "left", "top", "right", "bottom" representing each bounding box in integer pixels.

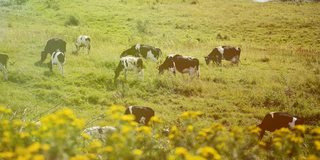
[
  {"left": 1, "top": 0, "right": 319, "bottom": 126},
  {"left": 0, "top": 0, "right": 320, "bottom": 158}
]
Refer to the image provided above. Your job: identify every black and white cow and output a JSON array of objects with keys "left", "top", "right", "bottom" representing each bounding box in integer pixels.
[
  {"left": 204, "top": 46, "right": 241, "bottom": 65},
  {"left": 257, "top": 112, "right": 304, "bottom": 139},
  {"left": 158, "top": 54, "right": 200, "bottom": 78},
  {"left": 49, "top": 50, "right": 65, "bottom": 75},
  {"left": 83, "top": 126, "right": 117, "bottom": 139},
  {"left": 73, "top": 35, "right": 91, "bottom": 54},
  {"left": 124, "top": 106, "right": 155, "bottom": 125},
  {"left": 0, "top": 54, "right": 9, "bottom": 80},
  {"left": 120, "top": 44, "right": 162, "bottom": 62},
  {"left": 37, "top": 38, "right": 66, "bottom": 65},
  {"left": 114, "top": 56, "right": 144, "bottom": 81}
]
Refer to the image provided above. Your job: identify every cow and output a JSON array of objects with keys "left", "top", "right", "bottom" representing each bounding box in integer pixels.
[
  {"left": 204, "top": 46, "right": 241, "bottom": 65},
  {"left": 257, "top": 112, "right": 304, "bottom": 140},
  {"left": 0, "top": 54, "right": 9, "bottom": 80},
  {"left": 158, "top": 54, "right": 200, "bottom": 78},
  {"left": 36, "top": 38, "right": 66, "bottom": 65},
  {"left": 114, "top": 56, "right": 144, "bottom": 82},
  {"left": 124, "top": 106, "right": 155, "bottom": 125},
  {"left": 49, "top": 50, "right": 65, "bottom": 75},
  {"left": 83, "top": 126, "right": 117, "bottom": 139},
  {"left": 120, "top": 44, "right": 162, "bottom": 62},
  {"left": 73, "top": 35, "right": 91, "bottom": 55}
]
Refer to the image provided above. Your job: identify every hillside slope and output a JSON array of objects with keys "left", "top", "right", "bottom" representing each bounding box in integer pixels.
[{"left": 0, "top": 0, "right": 319, "bottom": 126}]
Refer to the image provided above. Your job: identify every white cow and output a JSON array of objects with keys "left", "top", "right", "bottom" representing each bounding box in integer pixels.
[{"left": 73, "top": 35, "right": 91, "bottom": 54}]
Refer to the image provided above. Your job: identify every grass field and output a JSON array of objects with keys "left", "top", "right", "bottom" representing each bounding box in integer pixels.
[{"left": 0, "top": 0, "right": 319, "bottom": 127}]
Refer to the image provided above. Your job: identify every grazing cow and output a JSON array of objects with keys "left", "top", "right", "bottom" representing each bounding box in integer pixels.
[
  {"left": 158, "top": 54, "right": 200, "bottom": 78},
  {"left": 49, "top": 50, "right": 65, "bottom": 75},
  {"left": 124, "top": 106, "right": 155, "bottom": 125},
  {"left": 73, "top": 35, "right": 91, "bottom": 54},
  {"left": 37, "top": 38, "right": 66, "bottom": 65},
  {"left": 120, "top": 44, "right": 162, "bottom": 62},
  {"left": 83, "top": 126, "right": 117, "bottom": 140},
  {"left": 0, "top": 54, "right": 9, "bottom": 80},
  {"left": 257, "top": 112, "right": 304, "bottom": 139},
  {"left": 204, "top": 46, "right": 241, "bottom": 65},
  {"left": 114, "top": 56, "right": 144, "bottom": 81}
]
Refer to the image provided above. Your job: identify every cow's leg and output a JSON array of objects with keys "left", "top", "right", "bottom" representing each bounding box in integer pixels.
[
  {"left": 114, "top": 62, "right": 124, "bottom": 82},
  {"left": 124, "top": 69, "right": 127, "bottom": 81},
  {"left": 0, "top": 64, "right": 8, "bottom": 80},
  {"left": 139, "top": 69, "right": 144, "bottom": 80},
  {"left": 58, "top": 63, "right": 64, "bottom": 75},
  {"left": 87, "top": 44, "right": 91, "bottom": 54},
  {"left": 39, "top": 52, "right": 48, "bottom": 64},
  {"left": 259, "top": 129, "right": 265, "bottom": 140},
  {"left": 48, "top": 61, "right": 53, "bottom": 72},
  {"left": 74, "top": 44, "right": 80, "bottom": 55}
]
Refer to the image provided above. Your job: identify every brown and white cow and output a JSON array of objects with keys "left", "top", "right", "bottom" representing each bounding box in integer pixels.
[
  {"left": 204, "top": 46, "right": 241, "bottom": 65},
  {"left": 257, "top": 112, "right": 304, "bottom": 139},
  {"left": 158, "top": 54, "right": 200, "bottom": 78},
  {"left": 0, "top": 53, "right": 9, "bottom": 80},
  {"left": 124, "top": 106, "right": 155, "bottom": 125}
]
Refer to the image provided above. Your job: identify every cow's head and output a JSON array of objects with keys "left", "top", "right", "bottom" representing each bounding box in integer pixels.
[
  {"left": 205, "top": 49, "right": 221, "bottom": 65},
  {"left": 155, "top": 48, "right": 162, "bottom": 59},
  {"left": 204, "top": 56, "right": 211, "bottom": 65},
  {"left": 158, "top": 56, "right": 174, "bottom": 74}
]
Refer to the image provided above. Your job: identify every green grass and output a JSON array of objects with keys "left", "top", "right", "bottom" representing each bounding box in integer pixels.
[{"left": 0, "top": 0, "right": 319, "bottom": 127}]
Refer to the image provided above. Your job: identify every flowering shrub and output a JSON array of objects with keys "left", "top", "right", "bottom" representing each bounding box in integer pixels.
[{"left": 0, "top": 105, "right": 319, "bottom": 160}]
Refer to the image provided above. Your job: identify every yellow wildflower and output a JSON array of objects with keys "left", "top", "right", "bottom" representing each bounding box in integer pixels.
[
  {"left": 121, "top": 115, "right": 135, "bottom": 122},
  {"left": 197, "top": 146, "right": 221, "bottom": 160},
  {"left": 187, "top": 125, "right": 194, "bottom": 132},
  {"left": 32, "top": 155, "right": 45, "bottom": 160},
  {"left": 185, "top": 154, "right": 206, "bottom": 160},
  {"left": 294, "top": 125, "right": 306, "bottom": 133},
  {"left": 314, "top": 141, "right": 320, "bottom": 151},
  {"left": 41, "top": 144, "right": 50, "bottom": 151},
  {"left": 70, "top": 155, "right": 90, "bottom": 160},
  {"left": 150, "top": 116, "right": 162, "bottom": 124},
  {"left": 249, "top": 126, "right": 261, "bottom": 135},
  {"left": 0, "top": 106, "right": 12, "bottom": 114},
  {"left": 306, "top": 155, "right": 319, "bottom": 160},
  {"left": 311, "top": 127, "right": 320, "bottom": 138},
  {"left": 290, "top": 135, "right": 303, "bottom": 144},
  {"left": 136, "top": 126, "right": 152, "bottom": 135},
  {"left": 175, "top": 147, "right": 188, "bottom": 157},
  {"left": 28, "top": 142, "right": 41, "bottom": 153},
  {"left": 132, "top": 149, "right": 143, "bottom": 156},
  {"left": 102, "top": 146, "right": 113, "bottom": 153},
  {"left": 0, "top": 152, "right": 14, "bottom": 159},
  {"left": 81, "top": 133, "right": 91, "bottom": 140},
  {"left": 121, "top": 125, "right": 133, "bottom": 134}
]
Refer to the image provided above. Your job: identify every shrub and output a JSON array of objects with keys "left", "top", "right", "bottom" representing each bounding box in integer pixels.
[{"left": 64, "top": 15, "right": 80, "bottom": 26}]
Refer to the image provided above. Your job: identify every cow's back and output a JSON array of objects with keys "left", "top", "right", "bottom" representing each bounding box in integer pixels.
[
  {"left": 223, "top": 47, "right": 240, "bottom": 61},
  {"left": 44, "top": 38, "right": 67, "bottom": 53}
]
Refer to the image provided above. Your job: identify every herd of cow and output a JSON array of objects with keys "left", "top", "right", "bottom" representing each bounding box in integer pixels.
[{"left": 0, "top": 35, "right": 305, "bottom": 140}]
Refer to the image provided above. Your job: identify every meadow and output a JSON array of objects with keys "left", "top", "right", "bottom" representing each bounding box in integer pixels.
[{"left": 0, "top": 0, "right": 320, "bottom": 159}]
